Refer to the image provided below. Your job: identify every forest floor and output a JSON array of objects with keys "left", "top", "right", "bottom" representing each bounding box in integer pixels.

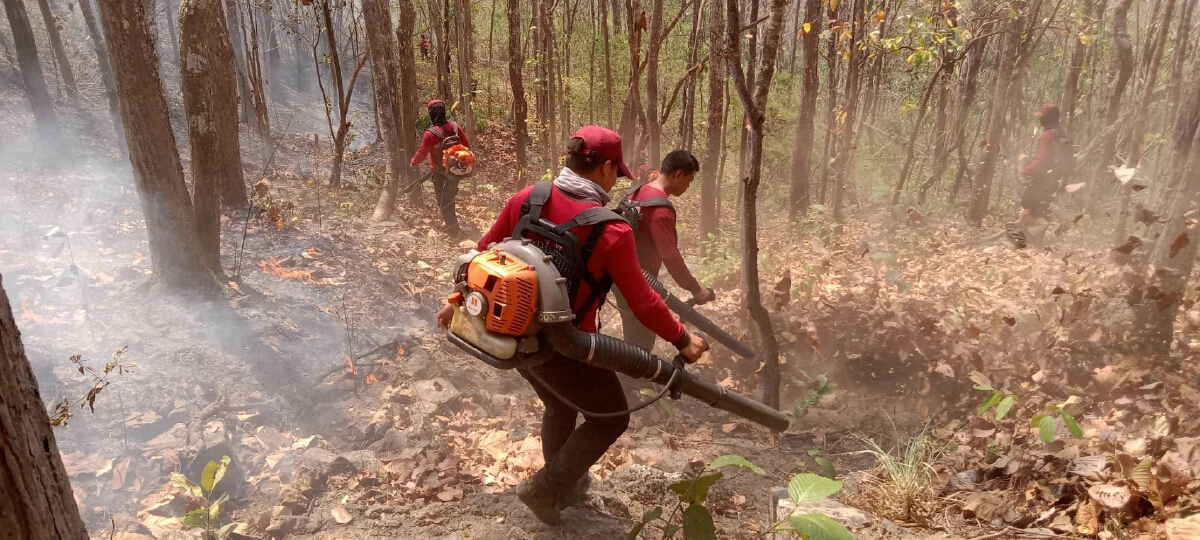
[{"left": 1, "top": 83, "right": 1198, "bottom": 540}]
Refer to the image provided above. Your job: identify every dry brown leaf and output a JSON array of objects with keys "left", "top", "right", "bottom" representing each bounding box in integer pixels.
[
  {"left": 436, "top": 486, "right": 463, "bottom": 502},
  {"left": 1167, "top": 514, "right": 1200, "bottom": 540},
  {"left": 110, "top": 456, "right": 131, "bottom": 490},
  {"left": 1088, "top": 483, "right": 1132, "bottom": 510},
  {"left": 331, "top": 506, "right": 353, "bottom": 524},
  {"left": 1076, "top": 500, "right": 1100, "bottom": 535}
]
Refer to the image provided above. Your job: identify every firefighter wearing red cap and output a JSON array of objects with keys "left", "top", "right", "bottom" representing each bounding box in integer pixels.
[
  {"left": 1007, "top": 103, "right": 1073, "bottom": 248},
  {"left": 435, "top": 126, "right": 708, "bottom": 525},
  {"left": 410, "top": 99, "right": 471, "bottom": 238}
]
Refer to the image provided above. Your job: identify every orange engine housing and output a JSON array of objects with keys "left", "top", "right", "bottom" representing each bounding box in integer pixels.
[{"left": 464, "top": 250, "right": 539, "bottom": 337}]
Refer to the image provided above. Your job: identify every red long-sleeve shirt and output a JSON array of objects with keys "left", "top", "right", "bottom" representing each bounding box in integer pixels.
[
  {"left": 1021, "top": 130, "right": 1057, "bottom": 177},
  {"left": 630, "top": 185, "right": 704, "bottom": 296},
  {"left": 410, "top": 122, "right": 470, "bottom": 168},
  {"left": 478, "top": 185, "right": 687, "bottom": 343}
]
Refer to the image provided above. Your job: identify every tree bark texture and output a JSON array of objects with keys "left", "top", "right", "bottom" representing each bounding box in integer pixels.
[
  {"left": 397, "top": 0, "right": 419, "bottom": 195},
  {"left": 700, "top": 0, "right": 724, "bottom": 243},
  {"left": 98, "top": 0, "right": 215, "bottom": 291},
  {"left": 618, "top": 0, "right": 643, "bottom": 158},
  {"left": 725, "top": 0, "right": 786, "bottom": 410},
  {"left": 1168, "top": 0, "right": 1197, "bottom": 121},
  {"left": 507, "top": 0, "right": 530, "bottom": 182},
  {"left": 677, "top": 0, "right": 703, "bottom": 151},
  {"left": 34, "top": 0, "right": 77, "bottom": 99},
  {"left": 0, "top": 275, "right": 89, "bottom": 540},
  {"left": 236, "top": 1, "right": 273, "bottom": 166},
  {"left": 226, "top": 0, "right": 253, "bottom": 123},
  {"left": 1131, "top": 78, "right": 1200, "bottom": 356},
  {"left": 787, "top": 0, "right": 820, "bottom": 221},
  {"left": 179, "top": 0, "right": 244, "bottom": 274},
  {"left": 1060, "top": 0, "right": 1093, "bottom": 135},
  {"left": 79, "top": 0, "right": 124, "bottom": 150},
  {"left": 428, "top": 0, "right": 453, "bottom": 100},
  {"left": 363, "top": 0, "right": 404, "bottom": 221},
  {"left": 1116, "top": 0, "right": 1175, "bottom": 241},
  {"left": 456, "top": 0, "right": 477, "bottom": 140},
  {"left": 644, "top": 0, "right": 665, "bottom": 166},
  {"left": 3, "top": 0, "right": 59, "bottom": 143},
  {"left": 601, "top": 0, "right": 615, "bottom": 126},
  {"left": 967, "top": 14, "right": 1022, "bottom": 226},
  {"left": 831, "top": 0, "right": 866, "bottom": 225},
  {"left": 1086, "top": 0, "right": 1134, "bottom": 215}
]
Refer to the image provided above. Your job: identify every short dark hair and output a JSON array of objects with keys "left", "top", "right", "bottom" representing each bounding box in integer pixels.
[
  {"left": 661, "top": 150, "right": 700, "bottom": 176},
  {"left": 564, "top": 137, "right": 607, "bottom": 174}
]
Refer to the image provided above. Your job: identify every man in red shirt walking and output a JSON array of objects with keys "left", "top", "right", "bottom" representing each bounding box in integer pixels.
[
  {"left": 410, "top": 99, "right": 470, "bottom": 238},
  {"left": 436, "top": 127, "right": 707, "bottom": 524},
  {"left": 1008, "top": 103, "right": 1071, "bottom": 248},
  {"left": 617, "top": 150, "right": 713, "bottom": 351}
]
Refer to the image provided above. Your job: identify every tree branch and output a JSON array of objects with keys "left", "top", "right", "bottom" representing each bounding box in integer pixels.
[{"left": 659, "top": 53, "right": 711, "bottom": 124}]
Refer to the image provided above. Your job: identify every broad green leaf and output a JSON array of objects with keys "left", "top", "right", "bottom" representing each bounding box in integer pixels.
[
  {"left": 628, "top": 507, "right": 663, "bottom": 540},
  {"left": 788, "top": 473, "right": 843, "bottom": 506},
  {"left": 969, "top": 371, "right": 993, "bottom": 391},
  {"left": 977, "top": 392, "right": 1003, "bottom": 415},
  {"left": 212, "top": 456, "right": 231, "bottom": 491},
  {"left": 670, "top": 473, "right": 723, "bottom": 504},
  {"left": 711, "top": 455, "right": 765, "bottom": 474},
  {"left": 1061, "top": 412, "right": 1083, "bottom": 438},
  {"left": 171, "top": 473, "right": 203, "bottom": 499},
  {"left": 813, "top": 456, "right": 837, "bottom": 478},
  {"left": 210, "top": 492, "right": 229, "bottom": 521},
  {"left": 182, "top": 508, "right": 208, "bottom": 528},
  {"left": 663, "top": 524, "right": 681, "bottom": 538},
  {"left": 789, "top": 513, "right": 856, "bottom": 540},
  {"left": 1030, "top": 414, "right": 1047, "bottom": 428},
  {"left": 995, "top": 395, "right": 1016, "bottom": 420},
  {"left": 682, "top": 504, "right": 718, "bottom": 540},
  {"left": 1038, "top": 415, "right": 1057, "bottom": 444},
  {"left": 201, "top": 460, "right": 219, "bottom": 493}
]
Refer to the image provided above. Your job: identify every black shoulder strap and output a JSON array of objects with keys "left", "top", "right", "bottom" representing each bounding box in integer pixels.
[
  {"left": 522, "top": 181, "right": 554, "bottom": 221},
  {"left": 552, "top": 207, "right": 625, "bottom": 235},
  {"left": 637, "top": 196, "right": 674, "bottom": 210}
]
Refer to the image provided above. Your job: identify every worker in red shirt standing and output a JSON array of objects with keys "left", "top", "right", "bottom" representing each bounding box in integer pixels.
[
  {"left": 436, "top": 127, "right": 707, "bottom": 524},
  {"left": 1007, "top": 103, "right": 1071, "bottom": 248},
  {"left": 616, "top": 150, "right": 714, "bottom": 351},
  {"left": 410, "top": 99, "right": 470, "bottom": 239}
]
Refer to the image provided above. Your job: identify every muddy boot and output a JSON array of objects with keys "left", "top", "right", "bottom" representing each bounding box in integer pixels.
[
  {"left": 1005, "top": 222, "right": 1027, "bottom": 249},
  {"left": 556, "top": 474, "right": 593, "bottom": 510},
  {"left": 516, "top": 477, "right": 562, "bottom": 525}
]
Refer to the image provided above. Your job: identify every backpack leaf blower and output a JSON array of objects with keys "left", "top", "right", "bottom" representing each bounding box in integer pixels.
[{"left": 444, "top": 237, "right": 789, "bottom": 432}]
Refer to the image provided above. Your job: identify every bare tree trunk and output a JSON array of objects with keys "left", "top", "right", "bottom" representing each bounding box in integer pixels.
[
  {"left": 540, "top": 0, "right": 558, "bottom": 165},
  {"left": 618, "top": 0, "right": 643, "bottom": 159},
  {"left": 264, "top": 2, "right": 283, "bottom": 102},
  {"left": 831, "top": 0, "right": 866, "bottom": 225},
  {"left": 601, "top": 0, "right": 615, "bottom": 126},
  {"left": 363, "top": 0, "right": 403, "bottom": 221},
  {"left": 3, "top": 0, "right": 59, "bottom": 143},
  {"left": 226, "top": 0, "right": 253, "bottom": 123},
  {"left": 1131, "top": 77, "right": 1200, "bottom": 357},
  {"left": 645, "top": 0, "right": 664, "bottom": 166},
  {"left": 428, "top": 0, "right": 452, "bottom": 100},
  {"left": 1116, "top": 0, "right": 1175, "bottom": 241},
  {"left": 944, "top": 27, "right": 990, "bottom": 204},
  {"left": 1085, "top": 0, "right": 1135, "bottom": 217},
  {"left": 700, "top": 0, "right": 724, "bottom": 243},
  {"left": 507, "top": 0, "right": 530, "bottom": 182},
  {"left": 237, "top": 0, "right": 272, "bottom": 166},
  {"left": 34, "top": 0, "right": 77, "bottom": 100},
  {"left": 787, "top": 0, "right": 820, "bottom": 221},
  {"left": 79, "top": 0, "right": 124, "bottom": 150},
  {"left": 315, "top": 0, "right": 365, "bottom": 189},
  {"left": 677, "top": 0, "right": 703, "bottom": 151},
  {"left": 397, "top": 0, "right": 419, "bottom": 198},
  {"left": 817, "top": 0, "right": 840, "bottom": 203},
  {"left": 967, "top": 14, "right": 1023, "bottom": 226},
  {"left": 1168, "top": 0, "right": 1197, "bottom": 121},
  {"left": 98, "top": 0, "right": 215, "bottom": 291},
  {"left": 294, "top": 14, "right": 308, "bottom": 93},
  {"left": 725, "top": 0, "right": 785, "bottom": 410},
  {"left": 0, "top": 277, "right": 89, "bottom": 540},
  {"left": 180, "top": 0, "right": 242, "bottom": 273},
  {"left": 456, "top": 0, "right": 477, "bottom": 140},
  {"left": 1061, "top": 0, "right": 1094, "bottom": 134}
]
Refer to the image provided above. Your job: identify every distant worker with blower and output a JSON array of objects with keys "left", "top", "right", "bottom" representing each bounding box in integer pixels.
[
  {"left": 436, "top": 126, "right": 708, "bottom": 525},
  {"left": 1007, "top": 103, "right": 1072, "bottom": 249},
  {"left": 410, "top": 99, "right": 473, "bottom": 239},
  {"left": 616, "top": 150, "right": 714, "bottom": 351}
]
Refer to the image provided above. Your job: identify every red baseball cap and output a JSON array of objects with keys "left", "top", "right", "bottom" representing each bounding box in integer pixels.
[
  {"left": 1034, "top": 103, "right": 1059, "bottom": 118},
  {"left": 568, "top": 125, "right": 632, "bottom": 178}
]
